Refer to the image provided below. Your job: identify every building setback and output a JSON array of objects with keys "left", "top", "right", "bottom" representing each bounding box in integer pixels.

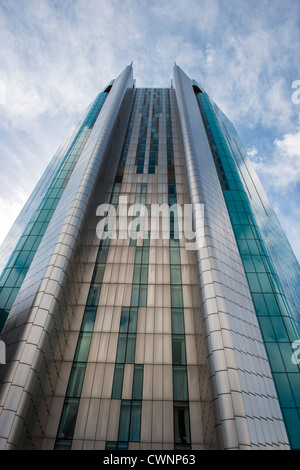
[{"left": 0, "top": 64, "right": 299, "bottom": 450}]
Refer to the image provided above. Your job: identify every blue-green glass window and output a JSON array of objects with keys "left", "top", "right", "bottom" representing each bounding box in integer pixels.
[
  {"left": 73, "top": 333, "right": 92, "bottom": 362},
  {"left": 274, "top": 374, "right": 296, "bottom": 408},
  {"left": 171, "top": 308, "right": 185, "bottom": 335},
  {"left": 259, "top": 316, "right": 276, "bottom": 341},
  {"left": 282, "top": 409, "right": 300, "bottom": 449},
  {"left": 257, "top": 273, "right": 273, "bottom": 293},
  {"left": 132, "top": 365, "right": 143, "bottom": 400},
  {"left": 263, "top": 294, "right": 281, "bottom": 315},
  {"left": 105, "top": 442, "right": 117, "bottom": 450},
  {"left": 172, "top": 336, "right": 186, "bottom": 365},
  {"left": 279, "top": 343, "right": 298, "bottom": 373},
  {"left": 128, "top": 308, "right": 138, "bottom": 333},
  {"left": 131, "top": 285, "right": 140, "bottom": 307},
  {"left": 116, "top": 334, "right": 127, "bottom": 363},
  {"left": 111, "top": 364, "right": 125, "bottom": 399},
  {"left": 86, "top": 284, "right": 101, "bottom": 306},
  {"left": 96, "top": 246, "right": 109, "bottom": 263},
  {"left": 173, "top": 402, "right": 191, "bottom": 447},
  {"left": 66, "top": 363, "right": 86, "bottom": 398},
  {"left": 119, "top": 307, "right": 130, "bottom": 333},
  {"left": 118, "top": 401, "right": 131, "bottom": 442},
  {"left": 125, "top": 335, "right": 136, "bottom": 363},
  {"left": 170, "top": 265, "right": 182, "bottom": 285},
  {"left": 289, "top": 374, "right": 300, "bottom": 407},
  {"left": 271, "top": 317, "right": 289, "bottom": 342},
  {"left": 138, "top": 285, "right": 147, "bottom": 307},
  {"left": 171, "top": 286, "right": 183, "bottom": 308},
  {"left": 170, "top": 247, "right": 181, "bottom": 265},
  {"left": 265, "top": 343, "right": 285, "bottom": 372},
  {"left": 56, "top": 398, "right": 80, "bottom": 439},
  {"left": 129, "top": 401, "right": 142, "bottom": 442},
  {"left": 81, "top": 307, "right": 97, "bottom": 332},
  {"left": 92, "top": 264, "right": 105, "bottom": 283},
  {"left": 173, "top": 366, "right": 188, "bottom": 401}
]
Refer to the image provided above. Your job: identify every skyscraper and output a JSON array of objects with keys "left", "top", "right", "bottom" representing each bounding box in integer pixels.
[{"left": 0, "top": 64, "right": 299, "bottom": 450}]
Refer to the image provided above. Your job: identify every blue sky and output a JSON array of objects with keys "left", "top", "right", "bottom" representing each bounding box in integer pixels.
[{"left": 0, "top": 0, "right": 299, "bottom": 261}]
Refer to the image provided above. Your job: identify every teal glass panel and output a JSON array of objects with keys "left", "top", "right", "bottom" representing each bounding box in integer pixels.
[
  {"left": 92, "top": 264, "right": 105, "bottom": 283},
  {"left": 172, "top": 336, "right": 186, "bottom": 365},
  {"left": 173, "top": 402, "right": 191, "bottom": 447},
  {"left": 171, "top": 308, "right": 185, "bottom": 335},
  {"left": 105, "top": 442, "right": 117, "bottom": 450},
  {"left": 170, "top": 265, "right": 182, "bottom": 285},
  {"left": 119, "top": 307, "right": 130, "bottom": 333},
  {"left": 129, "top": 401, "right": 142, "bottom": 442},
  {"left": 132, "top": 365, "right": 143, "bottom": 400},
  {"left": 116, "top": 334, "right": 127, "bottom": 363},
  {"left": 125, "top": 335, "right": 136, "bottom": 363},
  {"left": 54, "top": 439, "right": 72, "bottom": 450},
  {"left": 111, "top": 364, "right": 125, "bottom": 399},
  {"left": 131, "top": 285, "right": 139, "bottom": 307},
  {"left": 171, "top": 286, "right": 183, "bottom": 308},
  {"left": 73, "top": 333, "right": 92, "bottom": 362},
  {"left": 288, "top": 374, "right": 300, "bottom": 407},
  {"left": 66, "top": 363, "right": 86, "bottom": 398},
  {"left": 118, "top": 401, "right": 131, "bottom": 442},
  {"left": 86, "top": 284, "right": 101, "bottom": 306},
  {"left": 173, "top": 367, "right": 188, "bottom": 401},
  {"left": 273, "top": 374, "right": 296, "bottom": 408},
  {"left": 282, "top": 409, "right": 300, "bottom": 449},
  {"left": 258, "top": 316, "right": 276, "bottom": 341},
  {"left": 170, "top": 247, "right": 181, "bottom": 265},
  {"left": 138, "top": 285, "right": 147, "bottom": 307},
  {"left": 81, "top": 307, "right": 97, "bottom": 332},
  {"left": 132, "top": 266, "right": 141, "bottom": 284},
  {"left": 128, "top": 308, "right": 138, "bottom": 333},
  {"left": 56, "top": 398, "right": 80, "bottom": 439},
  {"left": 271, "top": 317, "right": 289, "bottom": 342}
]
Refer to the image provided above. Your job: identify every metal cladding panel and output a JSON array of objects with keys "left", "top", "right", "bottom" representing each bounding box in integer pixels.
[{"left": 173, "top": 64, "right": 289, "bottom": 449}]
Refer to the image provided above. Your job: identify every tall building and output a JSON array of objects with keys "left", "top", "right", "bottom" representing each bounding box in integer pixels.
[{"left": 0, "top": 64, "right": 299, "bottom": 451}]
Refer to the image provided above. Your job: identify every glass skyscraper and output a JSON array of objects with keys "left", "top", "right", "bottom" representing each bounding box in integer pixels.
[{"left": 0, "top": 64, "right": 299, "bottom": 450}]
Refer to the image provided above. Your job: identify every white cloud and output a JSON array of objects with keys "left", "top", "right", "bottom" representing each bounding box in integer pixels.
[
  {"left": 251, "top": 129, "right": 300, "bottom": 191},
  {"left": 0, "top": 0, "right": 299, "bottom": 266}
]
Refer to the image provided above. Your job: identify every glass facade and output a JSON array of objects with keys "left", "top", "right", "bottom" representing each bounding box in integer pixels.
[
  {"left": 195, "top": 90, "right": 300, "bottom": 449},
  {"left": 0, "top": 87, "right": 110, "bottom": 331},
  {"left": 0, "top": 64, "right": 299, "bottom": 451}
]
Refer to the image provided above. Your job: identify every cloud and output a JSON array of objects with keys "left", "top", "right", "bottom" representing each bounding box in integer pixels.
[
  {"left": 0, "top": 0, "right": 299, "bottom": 265},
  {"left": 248, "top": 125, "right": 300, "bottom": 261},
  {"left": 251, "top": 128, "right": 300, "bottom": 191}
]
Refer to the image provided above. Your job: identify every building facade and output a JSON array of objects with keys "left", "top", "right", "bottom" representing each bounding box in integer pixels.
[{"left": 0, "top": 64, "right": 299, "bottom": 450}]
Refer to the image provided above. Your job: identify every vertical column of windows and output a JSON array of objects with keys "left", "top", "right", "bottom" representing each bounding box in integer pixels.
[
  {"left": 54, "top": 181, "right": 121, "bottom": 450},
  {"left": 136, "top": 90, "right": 151, "bottom": 174},
  {"left": 166, "top": 90, "right": 173, "bottom": 167},
  {"left": 168, "top": 182, "right": 191, "bottom": 449},
  {"left": 148, "top": 90, "right": 161, "bottom": 174},
  {"left": 121, "top": 90, "right": 138, "bottom": 166},
  {"left": 106, "top": 183, "right": 149, "bottom": 449},
  {"left": 196, "top": 91, "right": 300, "bottom": 450},
  {"left": 107, "top": 305, "right": 144, "bottom": 449},
  {"left": 0, "top": 91, "right": 109, "bottom": 332}
]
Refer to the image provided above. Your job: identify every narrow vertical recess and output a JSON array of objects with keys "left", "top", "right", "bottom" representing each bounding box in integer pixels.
[{"left": 168, "top": 178, "right": 191, "bottom": 449}]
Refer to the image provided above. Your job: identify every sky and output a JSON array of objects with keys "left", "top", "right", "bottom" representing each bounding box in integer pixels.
[{"left": 0, "top": 0, "right": 299, "bottom": 262}]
